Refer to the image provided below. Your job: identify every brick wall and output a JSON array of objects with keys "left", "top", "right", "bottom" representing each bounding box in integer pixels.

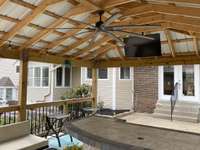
[{"left": 134, "top": 66, "right": 158, "bottom": 113}]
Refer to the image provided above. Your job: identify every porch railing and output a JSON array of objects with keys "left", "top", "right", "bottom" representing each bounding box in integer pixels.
[
  {"left": 170, "top": 82, "right": 179, "bottom": 121},
  {"left": 0, "top": 97, "right": 94, "bottom": 135}
]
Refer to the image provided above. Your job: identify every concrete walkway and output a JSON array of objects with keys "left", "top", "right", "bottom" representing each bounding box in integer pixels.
[{"left": 121, "top": 113, "right": 200, "bottom": 134}]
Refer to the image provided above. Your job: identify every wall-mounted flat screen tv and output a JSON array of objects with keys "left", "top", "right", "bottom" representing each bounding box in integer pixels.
[{"left": 124, "top": 33, "right": 161, "bottom": 57}]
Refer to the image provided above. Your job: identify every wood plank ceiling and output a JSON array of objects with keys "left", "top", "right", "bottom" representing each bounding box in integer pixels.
[{"left": 0, "top": 0, "right": 199, "bottom": 67}]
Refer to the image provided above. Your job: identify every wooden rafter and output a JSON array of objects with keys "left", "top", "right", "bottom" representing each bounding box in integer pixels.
[
  {"left": 0, "top": 0, "right": 8, "bottom": 6},
  {"left": 115, "top": 46, "right": 125, "bottom": 60},
  {"left": 72, "top": 35, "right": 111, "bottom": 57},
  {"left": 92, "top": 46, "right": 113, "bottom": 60},
  {"left": 164, "top": 30, "right": 176, "bottom": 57},
  {"left": 16, "top": 1, "right": 99, "bottom": 51},
  {"left": 60, "top": 33, "right": 94, "bottom": 55},
  {"left": 83, "top": 45, "right": 113, "bottom": 60},
  {"left": 0, "top": 0, "right": 63, "bottom": 47},
  {"left": 192, "top": 36, "right": 199, "bottom": 56}
]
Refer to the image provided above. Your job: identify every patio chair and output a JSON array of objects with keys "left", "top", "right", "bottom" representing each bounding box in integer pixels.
[{"left": 0, "top": 121, "right": 48, "bottom": 150}]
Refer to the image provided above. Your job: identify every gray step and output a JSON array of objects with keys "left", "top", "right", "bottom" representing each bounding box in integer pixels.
[
  {"left": 157, "top": 100, "right": 200, "bottom": 107},
  {"left": 154, "top": 109, "right": 198, "bottom": 118},
  {"left": 153, "top": 113, "right": 198, "bottom": 123},
  {"left": 156, "top": 104, "right": 199, "bottom": 113}
]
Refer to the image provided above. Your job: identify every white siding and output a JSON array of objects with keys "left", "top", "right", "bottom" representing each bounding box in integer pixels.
[
  {"left": 0, "top": 59, "right": 19, "bottom": 87},
  {"left": 115, "top": 68, "right": 133, "bottom": 110},
  {"left": 81, "top": 67, "right": 113, "bottom": 109}
]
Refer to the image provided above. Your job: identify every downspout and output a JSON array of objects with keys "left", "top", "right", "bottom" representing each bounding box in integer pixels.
[{"left": 43, "top": 64, "right": 62, "bottom": 101}]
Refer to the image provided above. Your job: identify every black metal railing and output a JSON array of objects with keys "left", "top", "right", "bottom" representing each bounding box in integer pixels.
[
  {"left": 170, "top": 82, "right": 179, "bottom": 121},
  {"left": 0, "top": 97, "right": 93, "bottom": 136},
  {"left": 26, "top": 97, "right": 93, "bottom": 135}
]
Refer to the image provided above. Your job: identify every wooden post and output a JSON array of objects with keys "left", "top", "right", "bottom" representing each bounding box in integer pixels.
[
  {"left": 92, "top": 68, "right": 97, "bottom": 108},
  {"left": 18, "top": 50, "right": 28, "bottom": 121}
]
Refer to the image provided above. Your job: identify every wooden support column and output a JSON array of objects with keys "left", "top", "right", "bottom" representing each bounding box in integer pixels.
[
  {"left": 92, "top": 68, "right": 97, "bottom": 108},
  {"left": 18, "top": 50, "right": 28, "bottom": 121}
]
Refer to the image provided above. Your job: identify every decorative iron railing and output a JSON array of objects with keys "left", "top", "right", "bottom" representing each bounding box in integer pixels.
[
  {"left": 170, "top": 82, "right": 179, "bottom": 121},
  {"left": 0, "top": 97, "right": 94, "bottom": 135}
]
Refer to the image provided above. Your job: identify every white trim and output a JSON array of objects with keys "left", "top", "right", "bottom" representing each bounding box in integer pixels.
[
  {"left": 112, "top": 68, "right": 116, "bottom": 110},
  {"left": 131, "top": 67, "right": 134, "bottom": 110},
  {"left": 158, "top": 65, "right": 200, "bottom": 102}
]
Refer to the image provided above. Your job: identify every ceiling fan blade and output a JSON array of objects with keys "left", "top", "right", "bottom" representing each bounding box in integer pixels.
[
  {"left": 46, "top": 27, "right": 94, "bottom": 30},
  {"left": 113, "top": 30, "right": 154, "bottom": 40},
  {"left": 104, "top": 13, "right": 122, "bottom": 26},
  {"left": 103, "top": 31, "right": 124, "bottom": 46},
  {"left": 107, "top": 25, "right": 160, "bottom": 30},
  {"left": 88, "top": 30, "right": 100, "bottom": 48},
  {"left": 67, "top": 18, "right": 96, "bottom": 28},
  {"left": 75, "top": 30, "right": 94, "bottom": 36}
]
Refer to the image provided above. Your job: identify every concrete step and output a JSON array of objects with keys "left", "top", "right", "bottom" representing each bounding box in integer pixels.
[
  {"left": 157, "top": 100, "right": 200, "bottom": 107},
  {"left": 155, "top": 104, "right": 199, "bottom": 113},
  {"left": 154, "top": 109, "right": 198, "bottom": 118},
  {"left": 153, "top": 113, "right": 198, "bottom": 123}
]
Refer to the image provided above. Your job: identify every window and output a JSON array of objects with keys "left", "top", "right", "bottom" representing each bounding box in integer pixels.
[
  {"left": 56, "top": 66, "right": 71, "bottom": 87},
  {"left": 163, "top": 66, "right": 174, "bottom": 95},
  {"left": 42, "top": 67, "right": 49, "bottom": 87},
  {"left": 0, "top": 88, "right": 4, "bottom": 99},
  {"left": 28, "top": 66, "right": 49, "bottom": 87},
  {"left": 64, "top": 67, "right": 70, "bottom": 87},
  {"left": 28, "top": 67, "right": 34, "bottom": 87},
  {"left": 87, "top": 68, "right": 92, "bottom": 79},
  {"left": 16, "top": 65, "right": 20, "bottom": 73},
  {"left": 182, "top": 65, "right": 194, "bottom": 96},
  {"left": 56, "top": 67, "right": 63, "bottom": 86},
  {"left": 98, "top": 68, "right": 108, "bottom": 79},
  {"left": 6, "top": 88, "right": 12, "bottom": 101},
  {"left": 120, "top": 67, "right": 130, "bottom": 79},
  {"left": 34, "top": 67, "right": 41, "bottom": 87}
]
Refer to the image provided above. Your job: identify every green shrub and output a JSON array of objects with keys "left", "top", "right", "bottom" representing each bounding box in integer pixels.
[{"left": 61, "top": 84, "right": 91, "bottom": 100}]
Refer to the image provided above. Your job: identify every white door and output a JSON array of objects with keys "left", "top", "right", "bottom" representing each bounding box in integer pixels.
[{"left": 159, "top": 65, "right": 199, "bottom": 102}]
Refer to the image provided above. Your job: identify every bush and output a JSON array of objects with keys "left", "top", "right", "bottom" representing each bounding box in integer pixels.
[{"left": 61, "top": 84, "right": 91, "bottom": 100}]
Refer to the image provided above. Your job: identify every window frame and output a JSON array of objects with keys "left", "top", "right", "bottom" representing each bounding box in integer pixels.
[
  {"left": 98, "top": 68, "right": 109, "bottom": 80},
  {"left": 28, "top": 66, "right": 49, "bottom": 88},
  {"left": 55, "top": 66, "right": 72, "bottom": 88},
  {"left": 119, "top": 67, "right": 131, "bottom": 80}
]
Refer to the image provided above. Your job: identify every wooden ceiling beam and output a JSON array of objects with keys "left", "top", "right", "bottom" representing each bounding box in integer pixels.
[
  {"left": 16, "top": 1, "right": 99, "bottom": 51},
  {"left": 0, "top": 0, "right": 62, "bottom": 47},
  {"left": 94, "top": 55, "right": 200, "bottom": 68},
  {"left": 0, "top": 0, "right": 8, "bottom": 6},
  {"left": 164, "top": 30, "right": 176, "bottom": 57},
  {"left": 0, "top": 44, "right": 92, "bottom": 66}
]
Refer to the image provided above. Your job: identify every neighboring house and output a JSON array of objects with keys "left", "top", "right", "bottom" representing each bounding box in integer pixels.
[
  {"left": 0, "top": 59, "right": 81, "bottom": 104},
  {"left": 81, "top": 67, "right": 134, "bottom": 110},
  {"left": 0, "top": 77, "right": 17, "bottom": 103}
]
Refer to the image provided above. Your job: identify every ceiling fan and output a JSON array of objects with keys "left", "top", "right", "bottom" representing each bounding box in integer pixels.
[{"left": 48, "top": 10, "right": 160, "bottom": 46}]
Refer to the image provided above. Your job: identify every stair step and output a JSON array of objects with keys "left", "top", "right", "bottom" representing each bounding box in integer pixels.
[
  {"left": 153, "top": 113, "right": 198, "bottom": 123},
  {"left": 156, "top": 104, "right": 199, "bottom": 113},
  {"left": 154, "top": 109, "right": 198, "bottom": 118}
]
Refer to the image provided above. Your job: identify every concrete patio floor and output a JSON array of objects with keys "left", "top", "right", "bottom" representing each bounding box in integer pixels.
[{"left": 121, "top": 113, "right": 200, "bottom": 135}]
